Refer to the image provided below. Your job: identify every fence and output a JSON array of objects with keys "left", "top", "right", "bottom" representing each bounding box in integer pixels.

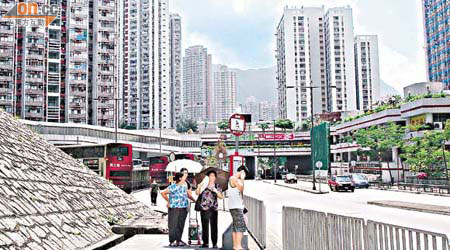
[
  {"left": 283, "top": 206, "right": 450, "bottom": 250},
  {"left": 243, "top": 195, "right": 266, "bottom": 249}
]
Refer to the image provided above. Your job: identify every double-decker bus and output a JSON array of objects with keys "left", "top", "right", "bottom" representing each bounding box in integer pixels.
[
  {"left": 60, "top": 143, "right": 148, "bottom": 193},
  {"left": 149, "top": 153, "right": 199, "bottom": 188}
]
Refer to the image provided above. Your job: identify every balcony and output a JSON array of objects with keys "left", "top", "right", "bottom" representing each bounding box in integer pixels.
[
  {"left": 70, "top": 90, "right": 86, "bottom": 97},
  {"left": 69, "top": 113, "right": 86, "bottom": 119},
  {"left": 98, "top": 15, "right": 115, "bottom": 22},
  {"left": 98, "top": 5, "right": 115, "bottom": 11},
  {"left": 26, "top": 54, "right": 44, "bottom": 60},
  {"left": 0, "top": 99, "right": 12, "bottom": 105},
  {"left": 25, "top": 112, "right": 44, "bottom": 118},
  {"left": 71, "top": 23, "right": 87, "bottom": 29},
  {"left": 96, "top": 80, "right": 112, "bottom": 86},
  {"left": 70, "top": 44, "right": 88, "bottom": 51},
  {"left": 24, "top": 77, "right": 43, "bottom": 83},
  {"left": 69, "top": 68, "right": 87, "bottom": 74},
  {"left": 0, "top": 87, "right": 12, "bottom": 94},
  {"left": 97, "top": 102, "right": 114, "bottom": 108},
  {"left": 0, "top": 64, "right": 13, "bottom": 70},
  {"left": 98, "top": 70, "right": 114, "bottom": 76},
  {"left": 25, "top": 100, "right": 44, "bottom": 107},
  {"left": 98, "top": 36, "right": 114, "bottom": 43},
  {"left": 69, "top": 79, "right": 87, "bottom": 86},
  {"left": 26, "top": 31, "right": 44, "bottom": 37},
  {"left": 26, "top": 65, "right": 45, "bottom": 72},
  {"left": 71, "top": 56, "right": 87, "bottom": 62},
  {"left": 69, "top": 102, "right": 86, "bottom": 108},
  {"left": 25, "top": 88, "right": 44, "bottom": 95},
  {"left": 0, "top": 29, "right": 14, "bottom": 35},
  {"left": 0, "top": 75, "right": 12, "bottom": 81},
  {"left": 97, "top": 47, "right": 114, "bottom": 54},
  {"left": 98, "top": 26, "right": 115, "bottom": 32},
  {"left": 0, "top": 40, "right": 13, "bottom": 46},
  {"left": 97, "top": 92, "right": 114, "bottom": 98},
  {"left": 98, "top": 114, "right": 114, "bottom": 120}
]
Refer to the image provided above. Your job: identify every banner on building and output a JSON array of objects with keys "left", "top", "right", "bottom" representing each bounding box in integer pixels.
[{"left": 311, "top": 122, "right": 330, "bottom": 171}]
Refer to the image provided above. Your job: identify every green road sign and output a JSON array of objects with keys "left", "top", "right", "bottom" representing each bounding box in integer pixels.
[{"left": 311, "top": 122, "right": 330, "bottom": 171}]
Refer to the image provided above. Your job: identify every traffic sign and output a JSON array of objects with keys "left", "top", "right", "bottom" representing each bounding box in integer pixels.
[
  {"left": 169, "top": 152, "right": 176, "bottom": 162},
  {"left": 315, "top": 161, "right": 323, "bottom": 169},
  {"left": 228, "top": 114, "right": 246, "bottom": 136}
]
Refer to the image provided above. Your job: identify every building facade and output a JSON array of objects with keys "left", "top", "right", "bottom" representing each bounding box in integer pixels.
[
  {"left": 170, "top": 13, "right": 182, "bottom": 128},
  {"left": 242, "top": 96, "right": 259, "bottom": 122},
  {"left": 122, "top": 0, "right": 171, "bottom": 129},
  {"left": 422, "top": 0, "right": 449, "bottom": 88},
  {"left": 0, "top": 0, "right": 123, "bottom": 128},
  {"left": 183, "top": 45, "right": 212, "bottom": 122},
  {"left": 324, "top": 7, "right": 357, "bottom": 113},
  {"left": 276, "top": 6, "right": 380, "bottom": 122},
  {"left": 213, "top": 65, "right": 236, "bottom": 122},
  {"left": 354, "top": 35, "right": 380, "bottom": 111},
  {"left": 259, "top": 101, "right": 278, "bottom": 121},
  {"left": 276, "top": 7, "right": 325, "bottom": 124}
]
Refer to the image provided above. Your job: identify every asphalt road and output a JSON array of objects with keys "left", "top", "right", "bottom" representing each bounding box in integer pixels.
[{"left": 244, "top": 180, "right": 450, "bottom": 248}]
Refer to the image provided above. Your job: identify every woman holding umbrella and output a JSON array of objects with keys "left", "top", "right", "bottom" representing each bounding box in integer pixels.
[{"left": 196, "top": 169, "right": 224, "bottom": 248}]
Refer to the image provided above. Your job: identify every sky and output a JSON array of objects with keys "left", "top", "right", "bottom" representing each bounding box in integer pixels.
[{"left": 171, "top": 0, "right": 427, "bottom": 93}]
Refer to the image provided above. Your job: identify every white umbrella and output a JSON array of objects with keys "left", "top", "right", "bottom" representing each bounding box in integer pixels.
[{"left": 165, "top": 159, "right": 203, "bottom": 173}]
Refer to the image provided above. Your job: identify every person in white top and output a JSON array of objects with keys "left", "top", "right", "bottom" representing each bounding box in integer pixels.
[{"left": 228, "top": 166, "right": 248, "bottom": 250}]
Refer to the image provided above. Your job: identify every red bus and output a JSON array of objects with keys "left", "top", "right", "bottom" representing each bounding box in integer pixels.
[
  {"left": 149, "top": 153, "right": 199, "bottom": 188},
  {"left": 60, "top": 143, "right": 149, "bottom": 193}
]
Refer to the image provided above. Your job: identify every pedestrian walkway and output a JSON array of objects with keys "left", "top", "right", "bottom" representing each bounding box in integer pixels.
[
  {"left": 368, "top": 200, "right": 450, "bottom": 216},
  {"left": 125, "top": 189, "right": 260, "bottom": 250}
]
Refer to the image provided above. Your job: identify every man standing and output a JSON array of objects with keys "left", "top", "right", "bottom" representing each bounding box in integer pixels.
[
  {"left": 150, "top": 180, "right": 159, "bottom": 206},
  {"left": 228, "top": 165, "right": 249, "bottom": 250}
]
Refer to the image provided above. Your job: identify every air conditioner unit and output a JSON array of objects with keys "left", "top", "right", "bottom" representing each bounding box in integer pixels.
[{"left": 434, "top": 122, "right": 443, "bottom": 130}]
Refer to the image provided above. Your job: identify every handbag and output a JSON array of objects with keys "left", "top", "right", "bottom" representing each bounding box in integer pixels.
[{"left": 194, "top": 190, "right": 204, "bottom": 211}]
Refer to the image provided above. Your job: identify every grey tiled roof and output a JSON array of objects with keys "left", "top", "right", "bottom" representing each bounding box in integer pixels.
[{"left": 0, "top": 111, "right": 162, "bottom": 249}]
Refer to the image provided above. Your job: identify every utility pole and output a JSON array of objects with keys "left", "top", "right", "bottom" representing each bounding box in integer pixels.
[{"left": 273, "top": 119, "right": 277, "bottom": 183}]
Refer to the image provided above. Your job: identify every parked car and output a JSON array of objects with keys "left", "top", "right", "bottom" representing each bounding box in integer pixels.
[
  {"left": 351, "top": 174, "right": 369, "bottom": 188},
  {"left": 284, "top": 173, "right": 298, "bottom": 184},
  {"left": 328, "top": 175, "right": 355, "bottom": 192}
]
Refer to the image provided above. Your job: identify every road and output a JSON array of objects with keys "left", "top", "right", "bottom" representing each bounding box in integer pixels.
[{"left": 244, "top": 180, "right": 450, "bottom": 248}]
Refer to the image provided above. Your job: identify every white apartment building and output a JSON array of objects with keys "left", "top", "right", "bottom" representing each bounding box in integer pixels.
[
  {"left": 183, "top": 45, "right": 212, "bottom": 122},
  {"left": 324, "top": 7, "right": 357, "bottom": 112},
  {"left": 122, "top": 0, "right": 171, "bottom": 129},
  {"left": 242, "top": 96, "right": 259, "bottom": 122},
  {"left": 259, "top": 101, "right": 278, "bottom": 121},
  {"left": 354, "top": 35, "right": 380, "bottom": 111},
  {"left": 213, "top": 65, "right": 236, "bottom": 122},
  {"left": 276, "top": 7, "right": 327, "bottom": 124},
  {"left": 170, "top": 13, "right": 182, "bottom": 128}
]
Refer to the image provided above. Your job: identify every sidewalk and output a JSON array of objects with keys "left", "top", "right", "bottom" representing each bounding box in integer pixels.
[
  {"left": 116, "top": 190, "right": 260, "bottom": 250},
  {"left": 368, "top": 200, "right": 450, "bottom": 216}
]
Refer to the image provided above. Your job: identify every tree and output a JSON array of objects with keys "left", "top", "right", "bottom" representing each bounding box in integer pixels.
[
  {"left": 275, "top": 119, "right": 294, "bottom": 132},
  {"left": 217, "top": 120, "right": 228, "bottom": 131},
  {"left": 258, "top": 123, "right": 269, "bottom": 133},
  {"left": 176, "top": 119, "right": 199, "bottom": 133},
  {"left": 299, "top": 120, "right": 311, "bottom": 132},
  {"left": 354, "top": 122, "right": 405, "bottom": 184},
  {"left": 120, "top": 123, "right": 136, "bottom": 130},
  {"left": 401, "top": 120, "right": 450, "bottom": 178}
]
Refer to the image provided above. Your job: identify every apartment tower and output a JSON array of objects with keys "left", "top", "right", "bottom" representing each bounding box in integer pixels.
[
  {"left": 170, "top": 13, "right": 182, "bottom": 128},
  {"left": 213, "top": 64, "right": 236, "bottom": 122}
]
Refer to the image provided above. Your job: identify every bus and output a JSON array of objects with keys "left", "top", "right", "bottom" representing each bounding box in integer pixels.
[
  {"left": 149, "top": 153, "right": 199, "bottom": 188},
  {"left": 60, "top": 143, "right": 148, "bottom": 193}
]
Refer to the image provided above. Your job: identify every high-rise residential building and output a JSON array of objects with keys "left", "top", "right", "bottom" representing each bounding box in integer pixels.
[
  {"left": 88, "top": 0, "right": 119, "bottom": 127},
  {"left": 122, "top": 0, "right": 171, "bottom": 129},
  {"left": 276, "top": 6, "right": 377, "bottom": 122},
  {"left": 422, "top": 0, "right": 449, "bottom": 88},
  {"left": 183, "top": 45, "right": 212, "bottom": 122},
  {"left": 259, "top": 101, "right": 278, "bottom": 121},
  {"left": 0, "top": 1, "right": 15, "bottom": 117},
  {"left": 170, "top": 13, "right": 182, "bottom": 128},
  {"left": 276, "top": 7, "right": 327, "bottom": 124},
  {"left": 213, "top": 64, "right": 236, "bottom": 122},
  {"left": 324, "top": 7, "right": 357, "bottom": 113},
  {"left": 0, "top": 0, "right": 122, "bottom": 127},
  {"left": 242, "top": 96, "right": 259, "bottom": 122},
  {"left": 354, "top": 35, "right": 380, "bottom": 111}
]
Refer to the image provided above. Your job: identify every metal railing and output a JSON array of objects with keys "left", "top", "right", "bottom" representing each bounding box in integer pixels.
[
  {"left": 243, "top": 195, "right": 266, "bottom": 249},
  {"left": 283, "top": 206, "right": 450, "bottom": 250}
]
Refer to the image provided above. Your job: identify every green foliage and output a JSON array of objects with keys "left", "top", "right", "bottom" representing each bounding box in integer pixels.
[
  {"left": 105, "top": 214, "right": 122, "bottom": 226},
  {"left": 401, "top": 119, "right": 450, "bottom": 178},
  {"left": 258, "top": 122, "right": 270, "bottom": 132},
  {"left": 299, "top": 120, "right": 311, "bottom": 132},
  {"left": 176, "top": 119, "right": 199, "bottom": 133},
  {"left": 275, "top": 119, "right": 294, "bottom": 131},
  {"left": 217, "top": 120, "right": 229, "bottom": 131},
  {"left": 120, "top": 123, "right": 136, "bottom": 130}
]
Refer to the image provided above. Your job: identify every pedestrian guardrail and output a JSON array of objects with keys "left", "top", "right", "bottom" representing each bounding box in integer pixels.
[
  {"left": 283, "top": 206, "right": 450, "bottom": 250},
  {"left": 244, "top": 195, "right": 266, "bottom": 249}
]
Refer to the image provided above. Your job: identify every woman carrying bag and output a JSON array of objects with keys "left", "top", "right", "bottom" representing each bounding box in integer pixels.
[{"left": 195, "top": 170, "right": 224, "bottom": 248}]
